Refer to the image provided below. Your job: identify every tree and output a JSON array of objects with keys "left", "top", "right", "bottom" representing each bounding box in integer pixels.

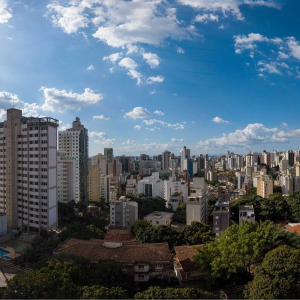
[
  {"left": 81, "top": 286, "right": 128, "bottom": 299},
  {"left": 173, "top": 203, "right": 186, "bottom": 223},
  {"left": 179, "top": 222, "right": 215, "bottom": 245},
  {"left": 4, "top": 260, "right": 82, "bottom": 299},
  {"left": 126, "top": 194, "right": 167, "bottom": 219},
  {"left": 244, "top": 246, "right": 300, "bottom": 299},
  {"left": 134, "top": 286, "right": 214, "bottom": 299},
  {"left": 59, "top": 223, "right": 105, "bottom": 241},
  {"left": 194, "top": 221, "right": 300, "bottom": 282},
  {"left": 287, "top": 191, "right": 300, "bottom": 222},
  {"left": 260, "top": 193, "right": 288, "bottom": 221},
  {"left": 131, "top": 219, "right": 151, "bottom": 235}
]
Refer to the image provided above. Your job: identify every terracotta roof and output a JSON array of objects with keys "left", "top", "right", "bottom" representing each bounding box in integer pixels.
[
  {"left": 54, "top": 238, "right": 172, "bottom": 263},
  {"left": 286, "top": 225, "right": 300, "bottom": 235},
  {"left": 174, "top": 245, "right": 203, "bottom": 273},
  {"left": 105, "top": 234, "right": 135, "bottom": 241}
]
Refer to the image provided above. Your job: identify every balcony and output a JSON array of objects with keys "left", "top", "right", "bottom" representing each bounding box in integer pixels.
[
  {"left": 134, "top": 263, "right": 150, "bottom": 273},
  {"left": 134, "top": 273, "right": 150, "bottom": 282}
]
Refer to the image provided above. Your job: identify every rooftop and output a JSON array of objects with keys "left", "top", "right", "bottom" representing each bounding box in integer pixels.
[
  {"left": 174, "top": 245, "right": 203, "bottom": 273},
  {"left": 144, "top": 211, "right": 174, "bottom": 221},
  {"left": 53, "top": 238, "right": 172, "bottom": 263}
]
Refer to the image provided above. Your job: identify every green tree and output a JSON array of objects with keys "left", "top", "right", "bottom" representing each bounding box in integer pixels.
[
  {"left": 287, "top": 191, "right": 300, "bottom": 222},
  {"left": 179, "top": 222, "right": 215, "bottom": 245},
  {"left": 4, "top": 260, "right": 82, "bottom": 299},
  {"left": 194, "top": 221, "right": 300, "bottom": 281},
  {"left": 81, "top": 286, "right": 128, "bottom": 299},
  {"left": 126, "top": 194, "right": 167, "bottom": 219},
  {"left": 131, "top": 219, "right": 151, "bottom": 235},
  {"left": 134, "top": 286, "right": 214, "bottom": 299},
  {"left": 260, "top": 193, "right": 288, "bottom": 221},
  {"left": 173, "top": 203, "right": 186, "bottom": 223},
  {"left": 244, "top": 245, "right": 300, "bottom": 299}
]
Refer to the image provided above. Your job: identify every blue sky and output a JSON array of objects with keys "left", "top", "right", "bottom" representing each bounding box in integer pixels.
[{"left": 0, "top": 0, "right": 300, "bottom": 156}]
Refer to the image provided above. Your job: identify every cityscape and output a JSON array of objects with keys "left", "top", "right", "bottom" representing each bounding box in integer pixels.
[{"left": 1, "top": 0, "right": 300, "bottom": 299}]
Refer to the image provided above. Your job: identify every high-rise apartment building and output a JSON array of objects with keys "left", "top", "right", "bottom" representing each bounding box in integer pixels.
[
  {"left": 58, "top": 117, "right": 89, "bottom": 203},
  {"left": 104, "top": 148, "right": 113, "bottom": 163},
  {"left": 110, "top": 196, "right": 138, "bottom": 229},
  {"left": 161, "top": 150, "right": 171, "bottom": 170},
  {"left": 180, "top": 146, "right": 190, "bottom": 171},
  {"left": 0, "top": 108, "right": 58, "bottom": 232},
  {"left": 257, "top": 175, "right": 273, "bottom": 198},
  {"left": 57, "top": 151, "right": 76, "bottom": 203}
]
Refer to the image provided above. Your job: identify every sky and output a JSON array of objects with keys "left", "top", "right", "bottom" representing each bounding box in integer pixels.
[{"left": 0, "top": 0, "right": 300, "bottom": 156}]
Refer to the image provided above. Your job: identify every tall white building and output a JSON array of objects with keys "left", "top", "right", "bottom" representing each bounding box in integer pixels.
[
  {"left": 186, "top": 177, "right": 208, "bottom": 225},
  {"left": 0, "top": 108, "right": 58, "bottom": 232},
  {"left": 180, "top": 146, "right": 190, "bottom": 171},
  {"left": 57, "top": 151, "right": 76, "bottom": 203},
  {"left": 137, "top": 172, "right": 164, "bottom": 198},
  {"left": 163, "top": 177, "right": 188, "bottom": 204},
  {"left": 58, "top": 118, "right": 89, "bottom": 203}
]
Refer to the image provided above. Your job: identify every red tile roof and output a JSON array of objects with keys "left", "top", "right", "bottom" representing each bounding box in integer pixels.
[
  {"left": 174, "top": 245, "right": 203, "bottom": 273},
  {"left": 286, "top": 225, "right": 300, "bottom": 235}
]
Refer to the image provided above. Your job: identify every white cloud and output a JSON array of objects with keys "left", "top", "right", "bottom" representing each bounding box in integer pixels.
[
  {"left": 93, "top": 114, "right": 110, "bottom": 120},
  {"left": 87, "top": 64, "right": 95, "bottom": 70},
  {"left": 125, "top": 107, "right": 152, "bottom": 119},
  {"left": 153, "top": 110, "right": 164, "bottom": 116},
  {"left": 194, "top": 13, "right": 219, "bottom": 23},
  {"left": 143, "top": 119, "right": 186, "bottom": 130},
  {"left": 197, "top": 123, "right": 279, "bottom": 150},
  {"left": 150, "top": 90, "right": 156, "bottom": 95},
  {"left": 134, "top": 125, "right": 142, "bottom": 130},
  {"left": 94, "top": 138, "right": 117, "bottom": 145},
  {"left": 219, "top": 24, "right": 225, "bottom": 29},
  {"left": 118, "top": 57, "right": 138, "bottom": 69},
  {"left": 127, "top": 69, "right": 143, "bottom": 84},
  {"left": 40, "top": 87, "right": 103, "bottom": 112},
  {"left": 147, "top": 76, "right": 165, "bottom": 84},
  {"left": 282, "top": 122, "right": 288, "bottom": 127},
  {"left": 89, "top": 131, "right": 107, "bottom": 138},
  {"left": 257, "top": 61, "right": 282, "bottom": 75},
  {"left": 46, "top": 2, "right": 89, "bottom": 34},
  {"left": 286, "top": 37, "right": 300, "bottom": 60},
  {"left": 147, "top": 126, "right": 161, "bottom": 131},
  {"left": 0, "top": 3, "right": 12, "bottom": 24},
  {"left": 142, "top": 52, "right": 160, "bottom": 68},
  {"left": 0, "top": 91, "right": 40, "bottom": 120},
  {"left": 171, "top": 138, "right": 185, "bottom": 142},
  {"left": 177, "top": 47, "right": 184, "bottom": 54},
  {"left": 58, "top": 120, "right": 71, "bottom": 131},
  {"left": 115, "top": 142, "right": 171, "bottom": 153},
  {"left": 123, "top": 139, "right": 138, "bottom": 145},
  {"left": 178, "top": 0, "right": 279, "bottom": 21},
  {"left": 213, "top": 116, "right": 229, "bottom": 124},
  {"left": 103, "top": 52, "right": 123, "bottom": 63}
]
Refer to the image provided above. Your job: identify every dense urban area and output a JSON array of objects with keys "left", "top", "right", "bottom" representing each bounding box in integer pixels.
[{"left": 0, "top": 108, "right": 298, "bottom": 299}]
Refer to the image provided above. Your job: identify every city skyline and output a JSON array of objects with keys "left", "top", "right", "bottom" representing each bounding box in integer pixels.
[{"left": 1, "top": 0, "right": 300, "bottom": 156}]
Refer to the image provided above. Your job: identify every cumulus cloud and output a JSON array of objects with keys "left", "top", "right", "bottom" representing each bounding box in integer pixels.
[
  {"left": 118, "top": 57, "right": 138, "bottom": 69},
  {"left": 0, "top": 3, "right": 12, "bottom": 24},
  {"left": 142, "top": 52, "right": 160, "bottom": 68},
  {"left": 213, "top": 116, "right": 229, "bottom": 124},
  {"left": 194, "top": 14, "right": 219, "bottom": 23},
  {"left": 153, "top": 110, "right": 164, "bottom": 116},
  {"left": 125, "top": 107, "right": 152, "bottom": 119},
  {"left": 89, "top": 131, "right": 107, "bottom": 138},
  {"left": 40, "top": 87, "right": 103, "bottom": 112},
  {"left": 103, "top": 52, "right": 123, "bottom": 63},
  {"left": 147, "top": 76, "right": 165, "bottom": 84},
  {"left": 115, "top": 142, "right": 171, "bottom": 153},
  {"left": 282, "top": 122, "right": 288, "bottom": 127},
  {"left": 58, "top": 120, "right": 71, "bottom": 131},
  {"left": 127, "top": 69, "right": 143, "bottom": 84},
  {"left": 171, "top": 138, "right": 185, "bottom": 142},
  {"left": 134, "top": 125, "right": 142, "bottom": 130},
  {"left": 197, "top": 123, "right": 281, "bottom": 150},
  {"left": 93, "top": 114, "right": 110, "bottom": 120},
  {"left": 143, "top": 119, "right": 186, "bottom": 130},
  {"left": 87, "top": 64, "right": 95, "bottom": 70}
]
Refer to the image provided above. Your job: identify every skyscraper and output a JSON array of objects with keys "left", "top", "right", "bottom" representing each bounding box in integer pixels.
[
  {"left": 161, "top": 150, "right": 171, "bottom": 170},
  {"left": 104, "top": 148, "right": 113, "bottom": 163},
  {"left": 180, "top": 146, "right": 190, "bottom": 171},
  {"left": 0, "top": 108, "right": 58, "bottom": 232},
  {"left": 58, "top": 117, "right": 89, "bottom": 203}
]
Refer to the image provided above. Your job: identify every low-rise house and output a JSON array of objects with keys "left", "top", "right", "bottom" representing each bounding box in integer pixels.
[
  {"left": 173, "top": 245, "right": 204, "bottom": 284},
  {"left": 144, "top": 211, "right": 174, "bottom": 227},
  {"left": 53, "top": 238, "right": 172, "bottom": 282},
  {"left": 239, "top": 205, "right": 255, "bottom": 225}
]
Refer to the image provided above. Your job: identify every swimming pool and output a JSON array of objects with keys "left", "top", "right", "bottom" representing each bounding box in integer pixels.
[{"left": 0, "top": 249, "right": 10, "bottom": 259}]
